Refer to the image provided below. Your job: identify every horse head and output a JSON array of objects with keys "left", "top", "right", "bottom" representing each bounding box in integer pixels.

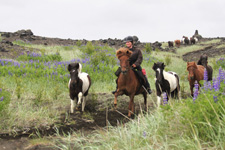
[
  {"left": 68, "top": 63, "right": 80, "bottom": 87},
  {"left": 199, "top": 54, "right": 208, "bottom": 68},
  {"left": 152, "top": 62, "right": 165, "bottom": 83},
  {"left": 116, "top": 48, "right": 133, "bottom": 74},
  {"left": 187, "top": 61, "right": 197, "bottom": 80}
]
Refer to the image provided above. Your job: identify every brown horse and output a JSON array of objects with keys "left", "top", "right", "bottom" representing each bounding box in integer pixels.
[
  {"left": 113, "top": 47, "right": 147, "bottom": 118},
  {"left": 197, "top": 54, "right": 213, "bottom": 81},
  {"left": 187, "top": 61, "right": 205, "bottom": 97}
]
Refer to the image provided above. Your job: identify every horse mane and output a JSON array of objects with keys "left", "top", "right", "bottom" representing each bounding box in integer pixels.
[
  {"left": 187, "top": 61, "right": 197, "bottom": 70},
  {"left": 116, "top": 47, "right": 133, "bottom": 59}
]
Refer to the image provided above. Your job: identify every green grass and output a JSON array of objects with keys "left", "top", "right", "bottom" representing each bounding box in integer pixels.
[
  {"left": 176, "top": 45, "right": 204, "bottom": 55},
  {"left": 0, "top": 34, "right": 2, "bottom": 42},
  {"left": 201, "top": 39, "right": 221, "bottom": 45},
  {"left": 216, "top": 44, "right": 225, "bottom": 49}
]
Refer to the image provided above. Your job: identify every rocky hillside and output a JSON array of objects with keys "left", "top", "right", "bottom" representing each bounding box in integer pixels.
[{"left": 0, "top": 29, "right": 225, "bottom": 60}]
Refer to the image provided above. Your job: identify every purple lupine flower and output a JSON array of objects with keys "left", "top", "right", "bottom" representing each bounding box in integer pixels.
[
  {"left": 163, "top": 92, "right": 168, "bottom": 105},
  {"left": 8, "top": 71, "right": 13, "bottom": 76},
  {"left": 213, "top": 78, "right": 220, "bottom": 92},
  {"left": 217, "top": 67, "right": 223, "bottom": 84},
  {"left": 0, "top": 89, "right": 2, "bottom": 92},
  {"left": 203, "top": 69, "right": 208, "bottom": 91},
  {"left": 143, "top": 131, "right": 147, "bottom": 138},
  {"left": 213, "top": 95, "right": 218, "bottom": 103},
  {"left": 0, "top": 96, "right": 3, "bottom": 101},
  {"left": 204, "top": 69, "right": 208, "bottom": 81},
  {"left": 193, "top": 81, "right": 199, "bottom": 102}
]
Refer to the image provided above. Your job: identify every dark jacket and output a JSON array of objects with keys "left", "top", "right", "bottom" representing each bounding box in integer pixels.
[{"left": 128, "top": 46, "right": 143, "bottom": 68}]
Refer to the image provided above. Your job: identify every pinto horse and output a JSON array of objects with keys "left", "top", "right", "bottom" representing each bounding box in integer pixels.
[
  {"left": 187, "top": 61, "right": 204, "bottom": 97},
  {"left": 113, "top": 47, "right": 147, "bottom": 118},
  {"left": 197, "top": 54, "right": 213, "bottom": 81},
  {"left": 68, "top": 62, "right": 91, "bottom": 113},
  {"left": 152, "top": 62, "right": 180, "bottom": 107}
]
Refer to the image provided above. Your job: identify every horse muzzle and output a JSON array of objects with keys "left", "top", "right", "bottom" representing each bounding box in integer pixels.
[
  {"left": 121, "top": 67, "right": 129, "bottom": 74},
  {"left": 121, "top": 70, "right": 128, "bottom": 74}
]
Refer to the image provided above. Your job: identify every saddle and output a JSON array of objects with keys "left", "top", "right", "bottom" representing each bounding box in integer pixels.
[
  {"left": 115, "top": 67, "right": 146, "bottom": 85},
  {"left": 133, "top": 69, "right": 146, "bottom": 85}
]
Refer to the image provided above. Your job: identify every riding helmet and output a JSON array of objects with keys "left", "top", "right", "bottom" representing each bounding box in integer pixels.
[
  {"left": 133, "top": 35, "right": 139, "bottom": 43},
  {"left": 124, "top": 36, "right": 133, "bottom": 43}
]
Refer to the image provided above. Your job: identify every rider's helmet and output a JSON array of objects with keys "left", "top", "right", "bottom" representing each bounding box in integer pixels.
[{"left": 124, "top": 36, "right": 133, "bottom": 44}]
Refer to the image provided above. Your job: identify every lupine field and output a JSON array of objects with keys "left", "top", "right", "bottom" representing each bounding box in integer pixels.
[{"left": 0, "top": 38, "right": 225, "bottom": 149}]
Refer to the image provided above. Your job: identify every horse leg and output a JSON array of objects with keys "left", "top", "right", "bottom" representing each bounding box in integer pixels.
[
  {"left": 156, "top": 90, "right": 162, "bottom": 108},
  {"left": 82, "top": 96, "right": 86, "bottom": 112},
  {"left": 71, "top": 98, "right": 76, "bottom": 113},
  {"left": 143, "top": 92, "right": 147, "bottom": 112},
  {"left": 77, "top": 92, "right": 83, "bottom": 105},
  {"left": 128, "top": 95, "right": 135, "bottom": 118},
  {"left": 156, "top": 84, "right": 162, "bottom": 108},
  {"left": 114, "top": 90, "right": 123, "bottom": 109}
]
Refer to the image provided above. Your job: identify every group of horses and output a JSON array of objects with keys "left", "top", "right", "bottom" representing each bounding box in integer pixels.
[
  {"left": 169, "top": 36, "right": 198, "bottom": 47},
  {"left": 67, "top": 47, "right": 213, "bottom": 118}
]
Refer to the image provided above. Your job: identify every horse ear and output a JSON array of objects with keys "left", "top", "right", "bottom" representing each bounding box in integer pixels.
[
  {"left": 152, "top": 63, "right": 156, "bottom": 70},
  {"left": 116, "top": 50, "right": 122, "bottom": 58},
  {"left": 68, "top": 64, "right": 72, "bottom": 72},
  {"left": 162, "top": 63, "right": 166, "bottom": 69},
  {"left": 75, "top": 63, "right": 79, "bottom": 69},
  {"left": 126, "top": 50, "right": 132, "bottom": 57}
]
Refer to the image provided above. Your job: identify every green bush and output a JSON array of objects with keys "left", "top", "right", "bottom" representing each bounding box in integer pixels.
[
  {"left": 84, "top": 41, "right": 95, "bottom": 55},
  {"left": 144, "top": 43, "right": 152, "bottom": 53},
  {"left": 164, "top": 55, "right": 171, "bottom": 65},
  {"left": 76, "top": 40, "right": 82, "bottom": 47}
]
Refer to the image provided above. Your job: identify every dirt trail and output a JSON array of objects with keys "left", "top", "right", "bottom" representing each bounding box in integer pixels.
[{"left": 0, "top": 93, "right": 154, "bottom": 150}]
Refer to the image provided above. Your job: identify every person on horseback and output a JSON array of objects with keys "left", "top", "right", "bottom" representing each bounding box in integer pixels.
[{"left": 112, "top": 36, "right": 152, "bottom": 94}]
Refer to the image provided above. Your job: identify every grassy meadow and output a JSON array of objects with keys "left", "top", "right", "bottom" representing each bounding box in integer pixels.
[{"left": 0, "top": 38, "right": 225, "bottom": 149}]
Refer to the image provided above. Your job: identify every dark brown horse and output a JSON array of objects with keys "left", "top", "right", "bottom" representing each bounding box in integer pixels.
[
  {"left": 187, "top": 61, "right": 204, "bottom": 97},
  {"left": 113, "top": 47, "right": 147, "bottom": 118},
  {"left": 197, "top": 54, "right": 213, "bottom": 81}
]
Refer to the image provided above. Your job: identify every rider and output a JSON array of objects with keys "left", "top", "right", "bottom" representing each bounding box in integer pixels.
[{"left": 112, "top": 36, "right": 152, "bottom": 94}]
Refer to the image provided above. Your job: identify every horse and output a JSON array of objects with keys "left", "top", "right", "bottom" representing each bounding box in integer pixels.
[
  {"left": 183, "top": 36, "right": 189, "bottom": 45},
  {"left": 197, "top": 54, "right": 213, "bottom": 81},
  {"left": 68, "top": 62, "right": 91, "bottom": 113},
  {"left": 190, "top": 37, "right": 196, "bottom": 44},
  {"left": 168, "top": 41, "right": 174, "bottom": 47},
  {"left": 113, "top": 47, "right": 147, "bottom": 118},
  {"left": 187, "top": 61, "right": 204, "bottom": 97},
  {"left": 152, "top": 62, "right": 180, "bottom": 107},
  {"left": 174, "top": 40, "right": 181, "bottom": 47}
]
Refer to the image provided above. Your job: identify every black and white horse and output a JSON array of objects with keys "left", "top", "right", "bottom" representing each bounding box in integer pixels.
[
  {"left": 152, "top": 62, "right": 180, "bottom": 107},
  {"left": 68, "top": 62, "right": 91, "bottom": 113}
]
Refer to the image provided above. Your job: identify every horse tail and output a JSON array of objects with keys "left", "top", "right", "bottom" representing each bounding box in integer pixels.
[{"left": 174, "top": 74, "right": 181, "bottom": 100}]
